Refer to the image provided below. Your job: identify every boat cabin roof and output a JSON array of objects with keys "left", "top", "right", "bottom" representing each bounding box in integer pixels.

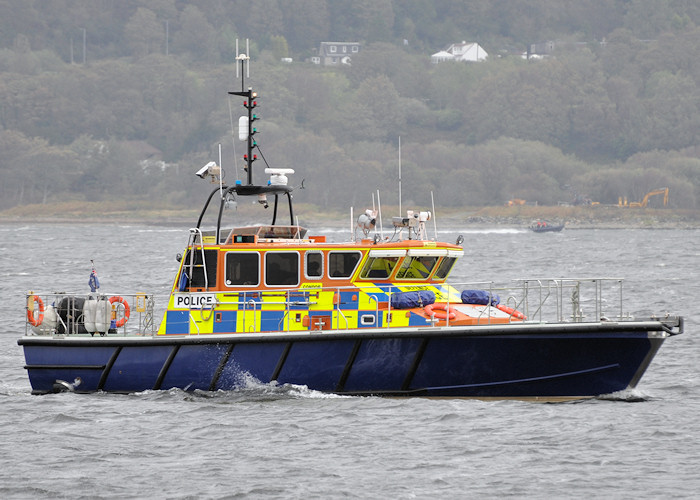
[
  {"left": 197, "top": 225, "right": 309, "bottom": 245},
  {"left": 226, "top": 225, "right": 308, "bottom": 241}
]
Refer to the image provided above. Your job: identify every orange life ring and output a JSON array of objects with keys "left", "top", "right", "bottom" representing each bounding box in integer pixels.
[
  {"left": 27, "top": 295, "right": 44, "bottom": 326},
  {"left": 109, "top": 296, "right": 131, "bottom": 327},
  {"left": 496, "top": 304, "right": 526, "bottom": 320},
  {"left": 424, "top": 302, "right": 457, "bottom": 320}
]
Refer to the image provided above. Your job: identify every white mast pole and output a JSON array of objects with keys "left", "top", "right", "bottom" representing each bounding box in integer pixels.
[
  {"left": 218, "top": 143, "right": 223, "bottom": 197},
  {"left": 377, "top": 190, "right": 383, "bottom": 238},
  {"left": 431, "top": 190, "right": 438, "bottom": 240},
  {"left": 398, "top": 136, "right": 402, "bottom": 216}
]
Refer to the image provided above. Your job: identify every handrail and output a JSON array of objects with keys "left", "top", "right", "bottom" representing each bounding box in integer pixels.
[
  {"left": 24, "top": 292, "right": 160, "bottom": 337},
  {"left": 186, "top": 228, "right": 209, "bottom": 290},
  {"left": 26, "top": 277, "right": 634, "bottom": 337},
  {"left": 367, "top": 294, "right": 380, "bottom": 328},
  {"left": 246, "top": 299, "right": 258, "bottom": 332},
  {"left": 188, "top": 310, "right": 201, "bottom": 334},
  {"left": 333, "top": 288, "right": 350, "bottom": 330}
]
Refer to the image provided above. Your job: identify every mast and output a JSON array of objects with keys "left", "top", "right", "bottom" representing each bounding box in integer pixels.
[
  {"left": 229, "top": 52, "right": 257, "bottom": 187},
  {"left": 194, "top": 40, "right": 296, "bottom": 232},
  {"left": 220, "top": 43, "right": 294, "bottom": 225}
]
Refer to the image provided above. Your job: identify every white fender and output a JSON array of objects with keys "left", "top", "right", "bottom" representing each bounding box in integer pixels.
[
  {"left": 83, "top": 297, "right": 97, "bottom": 333},
  {"left": 94, "top": 297, "right": 112, "bottom": 334}
]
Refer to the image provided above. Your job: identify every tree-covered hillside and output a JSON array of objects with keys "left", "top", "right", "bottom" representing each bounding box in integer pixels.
[{"left": 1, "top": 0, "right": 700, "bottom": 213}]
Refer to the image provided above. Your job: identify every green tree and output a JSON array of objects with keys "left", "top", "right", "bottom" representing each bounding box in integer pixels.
[
  {"left": 125, "top": 7, "right": 163, "bottom": 58},
  {"left": 639, "top": 71, "right": 700, "bottom": 151},
  {"left": 282, "top": 0, "right": 329, "bottom": 53},
  {"left": 337, "top": 75, "right": 406, "bottom": 143},
  {"left": 269, "top": 35, "right": 289, "bottom": 60},
  {"left": 173, "top": 5, "right": 214, "bottom": 61}
]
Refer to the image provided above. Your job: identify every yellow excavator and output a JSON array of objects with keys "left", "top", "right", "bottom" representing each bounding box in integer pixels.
[{"left": 620, "top": 188, "right": 669, "bottom": 208}]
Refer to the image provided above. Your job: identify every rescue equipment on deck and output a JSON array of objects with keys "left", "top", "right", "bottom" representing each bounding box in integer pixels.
[
  {"left": 26, "top": 295, "right": 44, "bottom": 326},
  {"left": 390, "top": 290, "right": 435, "bottom": 309},
  {"left": 109, "top": 296, "right": 131, "bottom": 327},
  {"left": 461, "top": 289, "right": 500, "bottom": 306},
  {"left": 496, "top": 304, "right": 526, "bottom": 320},
  {"left": 424, "top": 302, "right": 457, "bottom": 320}
]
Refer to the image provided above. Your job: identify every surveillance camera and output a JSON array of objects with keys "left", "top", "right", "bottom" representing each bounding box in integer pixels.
[
  {"left": 195, "top": 162, "right": 217, "bottom": 179},
  {"left": 195, "top": 165, "right": 209, "bottom": 178}
]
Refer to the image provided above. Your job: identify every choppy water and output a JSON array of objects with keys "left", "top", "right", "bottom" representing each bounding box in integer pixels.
[{"left": 1, "top": 223, "right": 698, "bottom": 499}]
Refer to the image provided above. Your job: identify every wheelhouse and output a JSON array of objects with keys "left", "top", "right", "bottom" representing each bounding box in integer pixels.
[{"left": 176, "top": 231, "right": 463, "bottom": 294}]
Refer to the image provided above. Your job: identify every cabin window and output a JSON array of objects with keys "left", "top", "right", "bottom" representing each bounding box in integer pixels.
[
  {"left": 181, "top": 249, "right": 218, "bottom": 289},
  {"left": 328, "top": 251, "right": 361, "bottom": 278},
  {"left": 360, "top": 257, "right": 400, "bottom": 279},
  {"left": 305, "top": 252, "right": 323, "bottom": 279},
  {"left": 225, "top": 252, "right": 260, "bottom": 286},
  {"left": 266, "top": 252, "right": 299, "bottom": 286},
  {"left": 434, "top": 257, "right": 457, "bottom": 280},
  {"left": 396, "top": 256, "right": 438, "bottom": 280}
]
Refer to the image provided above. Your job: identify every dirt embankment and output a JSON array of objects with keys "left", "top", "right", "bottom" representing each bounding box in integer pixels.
[
  {"left": 460, "top": 205, "right": 700, "bottom": 229},
  {"left": 2, "top": 201, "right": 700, "bottom": 229}
]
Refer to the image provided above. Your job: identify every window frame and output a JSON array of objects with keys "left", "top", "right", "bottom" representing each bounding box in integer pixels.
[
  {"left": 328, "top": 251, "right": 362, "bottom": 280},
  {"left": 264, "top": 251, "right": 300, "bottom": 287},
  {"left": 224, "top": 251, "right": 260, "bottom": 288},
  {"left": 305, "top": 251, "right": 324, "bottom": 280},
  {"left": 358, "top": 249, "right": 406, "bottom": 280}
]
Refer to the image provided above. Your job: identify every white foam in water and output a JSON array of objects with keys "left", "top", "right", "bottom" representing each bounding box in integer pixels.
[{"left": 597, "top": 388, "right": 649, "bottom": 402}]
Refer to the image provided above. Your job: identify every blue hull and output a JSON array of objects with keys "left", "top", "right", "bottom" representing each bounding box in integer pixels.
[{"left": 19, "top": 322, "right": 674, "bottom": 398}]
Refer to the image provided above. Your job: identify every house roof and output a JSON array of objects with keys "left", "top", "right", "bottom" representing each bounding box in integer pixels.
[
  {"left": 431, "top": 50, "right": 455, "bottom": 62},
  {"left": 318, "top": 41, "right": 361, "bottom": 57}
]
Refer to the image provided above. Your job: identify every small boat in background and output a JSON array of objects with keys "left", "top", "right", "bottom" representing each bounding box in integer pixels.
[{"left": 530, "top": 221, "right": 565, "bottom": 233}]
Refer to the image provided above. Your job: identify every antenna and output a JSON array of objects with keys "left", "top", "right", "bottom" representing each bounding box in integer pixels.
[
  {"left": 377, "top": 189, "right": 384, "bottom": 238},
  {"left": 350, "top": 206, "right": 355, "bottom": 242},
  {"left": 431, "top": 191, "right": 438, "bottom": 240},
  {"left": 398, "top": 136, "right": 402, "bottom": 215},
  {"left": 218, "top": 144, "right": 223, "bottom": 197},
  {"left": 235, "top": 39, "right": 250, "bottom": 91}
]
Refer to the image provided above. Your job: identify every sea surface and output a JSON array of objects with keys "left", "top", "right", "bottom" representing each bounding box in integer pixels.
[{"left": 1, "top": 223, "right": 698, "bottom": 499}]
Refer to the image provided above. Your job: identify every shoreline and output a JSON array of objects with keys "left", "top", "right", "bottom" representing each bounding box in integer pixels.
[
  {"left": 2, "top": 205, "right": 700, "bottom": 229},
  {"left": 2, "top": 216, "right": 699, "bottom": 230}
]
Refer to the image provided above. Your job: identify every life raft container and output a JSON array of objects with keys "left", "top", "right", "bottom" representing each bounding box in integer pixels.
[
  {"left": 461, "top": 289, "right": 500, "bottom": 306},
  {"left": 391, "top": 290, "right": 435, "bottom": 309},
  {"left": 27, "top": 295, "right": 45, "bottom": 326},
  {"left": 109, "top": 296, "right": 131, "bottom": 327},
  {"left": 496, "top": 304, "right": 526, "bottom": 320},
  {"left": 424, "top": 302, "right": 457, "bottom": 320}
]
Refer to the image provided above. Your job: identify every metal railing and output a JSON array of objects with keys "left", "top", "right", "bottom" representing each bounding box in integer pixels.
[
  {"left": 515, "top": 278, "right": 627, "bottom": 323},
  {"left": 25, "top": 278, "right": 630, "bottom": 337},
  {"left": 24, "top": 292, "right": 158, "bottom": 337}
]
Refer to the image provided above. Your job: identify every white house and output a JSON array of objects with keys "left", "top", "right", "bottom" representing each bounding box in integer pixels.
[
  {"left": 430, "top": 50, "right": 455, "bottom": 63},
  {"left": 432, "top": 41, "right": 487, "bottom": 63},
  {"left": 314, "top": 42, "right": 361, "bottom": 66}
]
